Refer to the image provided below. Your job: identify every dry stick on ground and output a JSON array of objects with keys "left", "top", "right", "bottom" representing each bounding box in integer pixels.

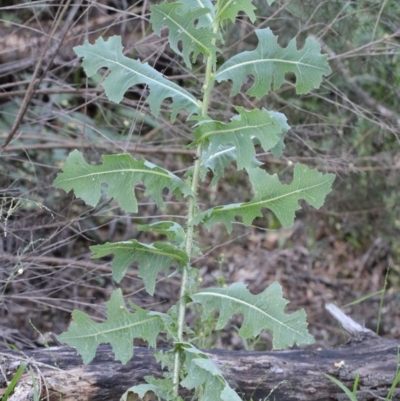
[
  {"left": 1, "top": 304, "right": 399, "bottom": 401},
  {"left": 2, "top": 253, "right": 138, "bottom": 279},
  {"left": 318, "top": 35, "right": 400, "bottom": 129},
  {"left": 2, "top": 122, "right": 398, "bottom": 172},
  {"left": 0, "top": 6, "right": 146, "bottom": 76},
  {"left": 0, "top": 0, "right": 82, "bottom": 152}
]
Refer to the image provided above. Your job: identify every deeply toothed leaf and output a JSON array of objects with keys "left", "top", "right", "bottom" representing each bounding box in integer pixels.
[
  {"left": 53, "top": 150, "right": 191, "bottom": 213},
  {"left": 216, "top": 0, "right": 255, "bottom": 23},
  {"left": 193, "top": 107, "right": 283, "bottom": 170},
  {"left": 179, "top": 0, "right": 215, "bottom": 28},
  {"left": 73, "top": 36, "right": 200, "bottom": 120},
  {"left": 217, "top": 0, "right": 276, "bottom": 23},
  {"left": 90, "top": 240, "right": 188, "bottom": 295},
  {"left": 200, "top": 144, "right": 263, "bottom": 186},
  {"left": 191, "top": 282, "right": 314, "bottom": 349},
  {"left": 215, "top": 28, "right": 331, "bottom": 98},
  {"left": 58, "top": 289, "right": 163, "bottom": 364},
  {"left": 193, "top": 164, "right": 335, "bottom": 232},
  {"left": 138, "top": 221, "right": 186, "bottom": 247},
  {"left": 122, "top": 377, "right": 178, "bottom": 401},
  {"left": 268, "top": 111, "right": 290, "bottom": 158},
  {"left": 199, "top": 109, "right": 290, "bottom": 184},
  {"left": 180, "top": 345, "right": 242, "bottom": 401},
  {"left": 151, "top": 2, "right": 220, "bottom": 68}
]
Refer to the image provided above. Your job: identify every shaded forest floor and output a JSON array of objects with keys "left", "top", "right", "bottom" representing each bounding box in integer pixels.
[
  {"left": 1, "top": 198, "right": 399, "bottom": 353},
  {"left": 1, "top": 0, "right": 400, "bottom": 357}
]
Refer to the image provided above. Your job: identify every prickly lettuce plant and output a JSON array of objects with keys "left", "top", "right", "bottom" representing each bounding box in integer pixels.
[{"left": 53, "top": 1, "right": 334, "bottom": 399}]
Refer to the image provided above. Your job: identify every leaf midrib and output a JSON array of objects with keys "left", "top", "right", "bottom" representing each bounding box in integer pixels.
[
  {"left": 198, "top": 121, "right": 276, "bottom": 142},
  {"left": 84, "top": 49, "right": 199, "bottom": 109},
  {"left": 203, "top": 146, "right": 234, "bottom": 163},
  {"left": 156, "top": 7, "right": 211, "bottom": 57},
  {"left": 66, "top": 315, "right": 160, "bottom": 340},
  {"left": 56, "top": 167, "right": 176, "bottom": 184},
  {"left": 107, "top": 243, "right": 187, "bottom": 264},
  {"left": 195, "top": 291, "right": 304, "bottom": 337},
  {"left": 211, "top": 176, "right": 333, "bottom": 215},
  {"left": 217, "top": 0, "right": 236, "bottom": 20},
  {"left": 215, "top": 58, "right": 328, "bottom": 80}
]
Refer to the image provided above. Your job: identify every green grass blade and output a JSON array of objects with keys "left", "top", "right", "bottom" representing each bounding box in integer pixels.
[
  {"left": 2, "top": 361, "right": 27, "bottom": 401},
  {"left": 386, "top": 347, "right": 400, "bottom": 401},
  {"left": 386, "top": 371, "right": 400, "bottom": 400},
  {"left": 343, "top": 290, "right": 384, "bottom": 307},
  {"left": 325, "top": 374, "right": 358, "bottom": 401}
]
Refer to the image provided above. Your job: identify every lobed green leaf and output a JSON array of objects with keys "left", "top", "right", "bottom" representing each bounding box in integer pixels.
[
  {"left": 198, "top": 109, "right": 289, "bottom": 184},
  {"left": 151, "top": 2, "right": 220, "bottom": 69},
  {"left": 73, "top": 36, "right": 200, "bottom": 120},
  {"left": 216, "top": 0, "right": 256, "bottom": 23},
  {"left": 150, "top": 308, "right": 194, "bottom": 342},
  {"left": 180, "top": 345, "right": 242, "bottom": 401},
  {"left": 179, "top": 0, "right": 215, "bottom": 28},
  {"left": 91, "top": 240, "right": 188, "bottom": 296},
  {"left": 191, "top": 282, "right": 314, "bottom": 349},
  {"left": 215, "top": 27, "right": 331, "bottom": 98},
  {"left": 216, "top": 0, "right": 276, "bottom": 23},
  {"left": 138, "top": 221, "right": 186, "bottom": 248},
  {"left": 53, "top": 150, "right": 191, "bottom": 213},
  {"left": 122, "top": 377, "right": 179, "bottom": 401},
  {"left": 268, "top": 110, "right": 291, "bottom": 158},
  {"left": 193, "top": 163, "right": 335, "bottom": 232},
  {"left": 58, "top": 289, "right": 164, "bottom": 364},
  {"left": 200, "top": 143, "right": 262, "bottom": 186},
  {"left": 193, "top": 107, "right": 285, "bottom": 170}
]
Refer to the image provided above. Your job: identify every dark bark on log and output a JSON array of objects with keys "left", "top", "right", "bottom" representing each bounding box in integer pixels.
[
  {"left": 0, "top": 335, "right": 399, "bottom": 401},
  {"left": 0, "top": 305, "right": 399, "bottom": 401}
]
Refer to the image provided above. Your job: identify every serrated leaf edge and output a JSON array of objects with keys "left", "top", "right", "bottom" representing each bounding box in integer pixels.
[
  {"left": 73, "top": 36, "right": 200, "bottom": 116},
  {"left": 193, "top": 166, "right": 335, "bottom": 227},
  {"left": 193, "top": 289, "right": 306, "bottom": 339},
  {"left": 152, "top": 5, "right": 212, "bottom": 58},
  {"left": 58, "top": 313, "right": 161, "bottom": 342},
  {"left": 91, "top": 240, "right": 188, "bottom": 267}
]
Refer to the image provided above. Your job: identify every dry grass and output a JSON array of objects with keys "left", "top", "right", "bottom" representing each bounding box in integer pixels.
[{"left": 0, "top": 0, "right": 399, "bottom": 351}]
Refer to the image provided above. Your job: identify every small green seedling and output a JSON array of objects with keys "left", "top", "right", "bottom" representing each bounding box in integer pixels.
[
  {"left": 326, "top": 373, "right": 359, "bottom": 401},
  {"left": 2, "top": 361, "right": 27, "bottom": 401},
  {"left": 53, "top": 1, "right": 334, "bottom": 399},
  {"left": 326, "top": 348, "right": 400, "bottom": 401}
]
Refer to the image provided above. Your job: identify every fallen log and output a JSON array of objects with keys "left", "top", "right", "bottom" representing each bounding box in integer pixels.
[{"left": 1, "top": 304, "right": 399, "bottom": 401}]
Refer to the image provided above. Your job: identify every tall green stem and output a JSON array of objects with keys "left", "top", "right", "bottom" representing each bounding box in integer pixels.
[{"left": 172, "top": 17, "right": 219, "bottom": 398}]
